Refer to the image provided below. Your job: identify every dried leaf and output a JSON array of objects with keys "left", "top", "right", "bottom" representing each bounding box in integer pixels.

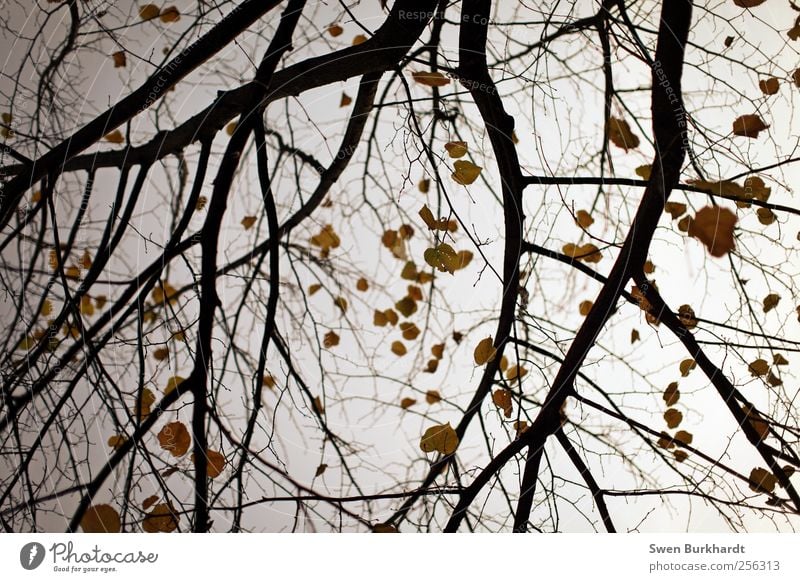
[
  {"left": 664, "top": 408, "right": 683, "bottom": 429},
  {"left": 81, "top": 505, "right": 120, "bottom": 533},
  {"left": 607, "top": 117, "right": 640, "bottom": 150},
  {"left": 663, "top": 382, "right": 680, "bottom": 406},
  {"left": 473, "top": 337, "right": 496, "bottom": 366},
  {"left": 391, "top": 341, "right": 407, "bottom": 356},
  {"left": 749, "top": 467, "right": 777, "bottom": 493},
  {"left": 451, "top": 160, "right": 482, "bottom": 185},
  {"left": 687, "top": 206, "right": 737, "bottom": 257},
  {"left": 732, "top": 114, "right": 769, "bottom": 138},
  {"left": 492, "top": 389, "right": 513, "bottom": 418},
  {"left": 444, "top": 141, "right": 468, "bottom": 158},
  {"left": 763, "top": 293, "right": 780, "bottom": 313},
  {"left": 142, "top": 503, "right": 178, "bottom": 533},
  {"left": 157, "top": 421, "right": 191, "bottom": 457},
  {"left": 412, "top": 71, "right": 450, "bottom": 87},
  {"left": 425, "top": 390, "right": 442, "bottom": 404},
  {"left": 419, "top": 423, "right": 459, "bottom": 455}
]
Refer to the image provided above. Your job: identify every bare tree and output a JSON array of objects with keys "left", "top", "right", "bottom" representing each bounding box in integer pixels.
[{"left": 2, "top": 0, "right": 800, "bottom": 533}]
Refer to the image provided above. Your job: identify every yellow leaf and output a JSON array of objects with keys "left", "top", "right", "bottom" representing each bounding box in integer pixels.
[
  {"left": 142, "top": 503, "right": 179, "bottom": 533},
  {"left": 373, "top": 310, "right": 388, "bottom": 327},
  {"left": 384, "top": 309, "right": 398, "bottom": 325},
  {"left": 455, "top": 250, "right": 473, "bottom": 271},
  {"left": 81, "top": 504, "right": 120, "bottom": 533},
  {"left": 391, "top": 341, "right": 407, "bottom": 356},
  {"left": 164, "top": 375, "right": 185, "bottom": 395},
  {"left": 679, "top": 359, "right": 695, "bottom": 377},
  {"left": 607, "top": 117, "right": 640, "bottom": 150},
  {"left": 310, "top": 224, "right": 341, "bottom": 250},
  {"left": 262, "top": 375, "right": 275, "bottom": 389},
  {"left": 333, "top": 296, "right": 348, "bottom": 313},
  {"left": 635, "top": 165, "right": 652, "bottom": 180},
  {"left": 425, "top": 390, "right": 442, "bottom": 404},
  {"left": 107, "top": 434, "right": 127, "bottom": 450},
  {"left": 562, "top": 243, "right": 602, "bottom": 263},
  {"left": 749, "top": 467, "right": 777, "bottom": 493},
  {"left": 762, "top": 293, "right": 780, "bottom": 313},
  {"left": 308, "top": 283, "right": 321, "bottom": 295},
  {"left": 505, "top": 365, "right": 527, "bottom": 381},
  {"left": 159, "top": 6, "right": 180, "bottom": 23},
  {"left": 65, "top": 265, "right": 82, "bottom": 280},
  {"left": 400, "top": 397, "right": 416, "bottom": 409},
  {"left": 579, "top": 300, "right": 593, "bottom": 316},
  {"left": 473, "top": 336, "right": 496, "bottom": 366},
  {"left": 136, "top": 389, "right": 155, "bottom": 419},
  {"left": 732, "top": 114, "right": 769, "bottom": 138},
  {"left": 139, "top": 5, "right": 160, "bottom": 21},
  {"left": 575, "top": 209, "right": 594, "bottom": 228},
  {"left": 327, "top": 23, "right": 343, "bottom": 37},
  {"left": 412, "top": 71, "right": 450, "bottom": 87},
  {"left": 663, "top": 382, "right": 680, "bottom": 406},
  {"left": 112, "top": 51, "right": 126, "bottom": 68},
  {"left": 105, "top": 130, "right": 125, "bottom": 144},
  {"left": 323, "top": 331, "right": 340, "bottom": 348},
  {"left": 444, "top": 141, "right": 468, "bottom": 158},
  {"left": 664, "top": 408, "right": 683, "bottom": 428},
  {"left": 492, "top": 389, "right": 513, "bottom": 418},
  {"left": 152, "top": 282, "right": 178, "bottom": 305},
  {"left": 225, "top": 122, "right": 237, "bottom": 136},
  {"left": 451, "top": 160, "right": 482, "bottom": 185},
  {"left": 687, "top": 206, "right": 737, "bottom": 257},
  {"left": 419, "top": 204, "right": 450, "bottom": 231},
  {"left": 419, "top": 423, "right": 459, "bottom": 455},
  {"left": 400, "top": 322, "right": 420, "bottom": 340},
  {"left": 158, "top": 421, "right": 191, "bottom": 457},
  {"left": 759, "top": 77, "right": 779, "bottom": 95},
  {"left": 241, "top": 216, "right": 257, "bottom": 230}
]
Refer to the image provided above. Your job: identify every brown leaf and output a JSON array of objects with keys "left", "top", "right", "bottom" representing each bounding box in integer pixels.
[
  {"left": 391, "top": 341, "right": 407, "bottom": 356},
  {"left": 759, "top": 77, "right": 780, "bottom": 95},
  {"left": 400, "top": 397, "right": 416, "bottom": 409},
  {"left": 762, "top": 293, "right": 780, "bottom": 313},
  {"left": 492, "top": 389, "right": 513, "bottom": 418},
  {"left": 157, "top": 421, "right": 191, "bottom": 457},
  {"left": 687, "top": 206, "right": 737, "bottom": 257},
  {"left": 663, "top": 382, "right": 680, "bottom": 406},
  {"left": 112, "top": 51, "right": 126, "bottom": 68},
  {"left": 473, "top": 337, "right": 496, "bottom": 366},
  {"left": 732, "top": 114, "right": 769, "bottom": 138},
  {"left": 81, "top": 504, "right": 120, "bottom": 533},
  {"left": 412, "top": 71, "right": 450, "bottom": 87},
  {"left": 159, "top": 6, "right": 181, "bottom": 23},
  {"left": 607, "top": 117, "right": 640, "bottom": 150},
  {"left": 419, "top": 423, "right": 459, "bottom": 455},
  {"left": 749, "top": 467, "right": 777, "bottom": 494},
  {"left": 142, "top": 503, "right": 179, "bottom": 533},
  {"left": 664, "top": 408, "right": 683, "bottom": 429},
  {"left": 425, "top": 390, "right": 442, "bottom": 405},
  {"left": 323, "top": 331, "right": 340, "bottom": 348}
]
